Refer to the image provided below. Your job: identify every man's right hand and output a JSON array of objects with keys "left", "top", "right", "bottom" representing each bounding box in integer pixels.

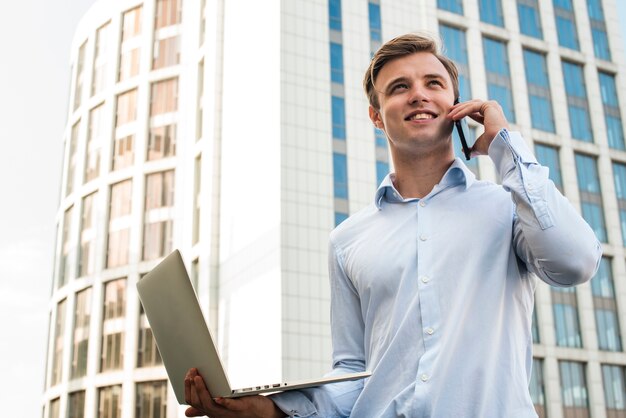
[{"left": 184, "top": 368, "right": 285, "bottom": 418}]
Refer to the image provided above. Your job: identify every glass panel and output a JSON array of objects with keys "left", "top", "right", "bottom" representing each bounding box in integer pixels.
[
  {"left": 332, "top": 96, "right": 346, "bottom": 140},
  {"left": 136, "top": 381, "right": 168, "bottom": 418},
  {"left": 330, "top": 42, "right": 344, "bottom": 84},
  {"left": 329, "top": 0, "right": 342, "bottom": 31},
  {"left": 155, "top": 0, "right": 181, "bottom": 29},
  {"left": 98, "top": 385, "right": 122, "bottom": 418},
  {"left": 480, "top": 0, "right": 504, "bottom": 26},
  {"left": 71, "top": 288, "right": 92, "bottom": 378},
  {"left": 437, "top": 0, "right": 463, "bottom": 14},
  {"left": 333, "top": 153, "right": 348, "bottom": 199},
  {"left": 534, "top": 144, "right": 563, "bottom": 191},
  {"left": 518, "top": 1, "right": 543, "bottom": 38},
  {"left": 368, "top": 2, "right": 382, "bottom": 42}
]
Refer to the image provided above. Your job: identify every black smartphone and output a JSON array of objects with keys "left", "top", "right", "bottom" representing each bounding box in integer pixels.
[{"left": 453, "top": 98, "right": 473, "bottom": 160}]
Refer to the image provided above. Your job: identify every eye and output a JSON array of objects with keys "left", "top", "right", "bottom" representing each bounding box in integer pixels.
[
  {"left": 427, "top": 79, "right": 443, "bottom": 87},
  {"left": 390, "top": 83, "right": 409, "bottom": 93}
]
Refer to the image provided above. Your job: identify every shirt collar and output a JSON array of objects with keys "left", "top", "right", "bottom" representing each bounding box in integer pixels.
[{"left": 374, "top": 157, "right": 476, "bottom": 209}]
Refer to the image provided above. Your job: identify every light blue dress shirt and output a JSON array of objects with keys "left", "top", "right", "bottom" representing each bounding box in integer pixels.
[{"left": 271, "top": 130, "right": 602, "bottom": 417}]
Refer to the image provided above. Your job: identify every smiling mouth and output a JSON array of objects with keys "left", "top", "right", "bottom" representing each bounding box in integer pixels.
[{"left": 406, "top": 112, "right": 438, "bottom": 121}]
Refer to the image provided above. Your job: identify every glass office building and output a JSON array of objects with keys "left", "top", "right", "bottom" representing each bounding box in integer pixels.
[{"left": 44, "top": 0, "right": 626, "bottom": 417}]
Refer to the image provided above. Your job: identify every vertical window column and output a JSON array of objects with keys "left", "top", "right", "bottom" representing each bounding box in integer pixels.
[
  {"left": 329, "top": 0, "right": 349, "bottom": 225},
  {"left": 119, "top": 6, "right": 142, "bottom": 82},
  {"left": 137, "top": 303, "right": 162, "bottom": 367},
  {"left": 67, "top": 391, "right": 86, "bottom": 418},
  {"left": 100, "top": 279, "right": 126, "bottom": 372},
  {"left": 602, "top": 365, "right": 626, "bottom": 417},
  {"left": 135, "top": 381, "right": 167, "bottom": 418},
  {"left": 71, "top": 288, "right": 92, "bottom": 378},
  {"left": 523, "top": 49, "right": 555, "bottom": 132},
  {"left": 79, "top": 192, "right": 97, "bottom": 277},
  {"left": 587, "top": 0, "right": 611, "bottom": 60},
  {"left": 50, "top": 299, "right": 67, "bottom": 386},
  {"left": 98, "top": 385, "right": 122, "bottom": 418},
  {"left": 143, "top": 170, "right": 175, "bottom": 260},
  {"left": 517, "top": 0, "right": 543, "bottom": 38},
  {"left": 563, "top": 62, "right": 593, "bottom": 142},
  {"left": 591, "top": 258, "right": 622, "bottom": 351},
  {"left": 106, "top": 180, "right": 132, "bottom": 268},
  {"left": 575, "top": 153, "right": 607, "bottom": 242},
  {"left": 560, "top": 361, "right": 590, "bottom": 417},
  {"left": 74, "top": 42, "right": 86, "bottom": 111},
  {"left": 153, "top": 0, "right": 182, "bottom": 70},
  {"left": 552, "top": 287, "right": 583, "bottom": 347},
  {"left": 60, "top": 206, "right": 74, "bottom": 287},
  {"left": 479, "top": 0, "right": 504, "bottom": 26},
  {"left": 85, "top": 104, "right": 104, "bottom": 183},
  {"left": 67, "top": 121, "right": 81, "bottom": 196},
  {"left": 612, "top": 162, "right": 626, "bottom": 246},
  {"left": 92, "top": 23, "right": 110, "bottom": 96},
  {"left": 112, "top": 89, "right": 137, "bottom": 170},
  {"left": 148, "top": 78, "right": 178, "bottom": 161},
  {"left": 599, "top": 72, "right": 625, "bottom": 150},
  {"left": 553, "top": 0, "right": 580, "bottom": 50},
  {"left": 482, "top": 37, "right": 515, "bottom": 123}
]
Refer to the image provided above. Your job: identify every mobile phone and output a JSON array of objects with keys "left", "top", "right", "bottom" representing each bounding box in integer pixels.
[{"left": 454, "top": 98, "right": 473, "bottom": 160}]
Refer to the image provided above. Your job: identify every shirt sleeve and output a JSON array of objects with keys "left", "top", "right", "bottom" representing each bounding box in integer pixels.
[
  {"left": 488, "top": 129, "right": 602, "bottom": 286},
  {"left": 269, "top": 239, "right": 366, "bottom": 417}
]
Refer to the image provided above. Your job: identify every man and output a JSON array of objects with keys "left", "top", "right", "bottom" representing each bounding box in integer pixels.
[{"left": 184, "top": 33, "right": 602, "bottom": 417}]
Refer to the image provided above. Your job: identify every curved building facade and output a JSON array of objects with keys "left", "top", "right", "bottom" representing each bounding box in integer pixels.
[{"left": 45, "top": 0, "right": 626, "bottom": 417}]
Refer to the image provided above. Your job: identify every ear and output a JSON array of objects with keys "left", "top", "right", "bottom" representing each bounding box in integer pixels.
[{"left": 369, "top": 105, "right": 384, "bottom": 130}]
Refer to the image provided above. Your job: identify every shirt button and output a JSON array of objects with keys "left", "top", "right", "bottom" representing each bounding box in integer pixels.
[
  {"left": 420, "top": 275, "right": 430, "bottom": 283},
  {"left": 421, "top": 374, "right": 429, "bottom": 382},
  {"left": 419, "top": 201, "right": 426, "bottom": 207},
  {"left": 425, "top": 327, "right": 434, "bottom": 335},
  {"left": 419, "top": 234, "right": 428, "bottom": 241}
]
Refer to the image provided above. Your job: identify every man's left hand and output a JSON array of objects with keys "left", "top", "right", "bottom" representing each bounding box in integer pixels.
[{"left": 447, "top": 99, "right": 509, "bottom": 157}]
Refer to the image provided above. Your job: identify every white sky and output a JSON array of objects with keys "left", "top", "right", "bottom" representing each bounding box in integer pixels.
[{"left": 1, "top": 1, "right": 626, "bottom": 416}]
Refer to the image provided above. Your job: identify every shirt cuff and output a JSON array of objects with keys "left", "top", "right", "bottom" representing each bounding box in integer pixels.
[
  {"left": 270, "top": 391, "right": 318, "bottom": 417},
  {"left": 487, "top": 129, "right": 537, "bottom": 175}
]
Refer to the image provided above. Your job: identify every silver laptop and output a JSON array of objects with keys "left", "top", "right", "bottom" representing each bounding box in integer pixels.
[{"left": 136, "top": 249, "right": 370, "bottom": 403}]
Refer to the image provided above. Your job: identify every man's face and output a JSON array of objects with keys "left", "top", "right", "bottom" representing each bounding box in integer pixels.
[{"left": 369, "top": 52, "right": 456, "bottom": 156}]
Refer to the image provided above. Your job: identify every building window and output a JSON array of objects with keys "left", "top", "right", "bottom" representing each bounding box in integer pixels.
[
  {"left": 98, "top": 385, "right": 122, "bottom": 418},
  {"left": 437, "top": 0, "right": 463, "bottom": 14},
  {"left": 479, "top": 0, "right": 504, "bottom": 26},
  {"left": 602, "top": 365, "right": 626, "bottom": 417},
  {"left": 151, "top": 78, "right": 178, "bottom": 115},
  {"left": 368, "top": 2, "right": 382, "bottom": 42},
  {"left": 560, "top": 361, "right": 590, "bottom": 418},
  {"left": 587, "top": 0, "right": 611, "bottom": 60},
  {"left": 523, "top": 49, "right": 555, "bottom": 133},
  {"left": 592, "top": 258, "right": 622, "bottom": 351},
  {"left": 333, "top": 153, "right": 349, "bottom": 200},
  {"left": 143, "top": 170, "right": 175, "bottom": 260},
  {"left": 517, "top": 0, "right": 543, "bottom": 38},
  {"left": 153, "top": 35, "right": 180, "bottom": 70},
  {"left": 106, "top": 180, "right": 132, "bottom": 268},
  {"left": 532, "top": 303, "right": 540, "bottom": 343},
  {"left": 335, "top": 211, "right": 349, "bottom": 226},
  {"left": 530, "top": 358, "right": 547, "bottom": 418},
  {"left": 575, "top": 153, "right": 607, "bottom": 242},
  {"left": 71, "top": 287, "right": 92, "bottom": 378},
  {"left": 66, "top": 121, "right": 80, "bottom": 196},
  {"left": 552, "top": 287, "right": 582, "bottom": 348},
  {"left": 599, "top": 72, "right": 625, "bottom": 150},
  {"left": 155, "top": 0, "right": 182, "bottom": 29},
  {"left": 85, "top": 105, "right": 104, "bottom": 183},
  {"left": 118, "top": 6, "right": 142, "bottom": 82},
  {"left": 553, "top": 0, "right": 580, "bottom": 50},
  {"left": 330, "top": 42, "right": 344, "bottom": 85},
  {"left": 534, "top": 143, "right": 563, "bottom": 192},
  {"left": 440, "top": 24, "right": 471, "bottom": 100},
  {"left": 60, "top": 206, "right": 74, "bottom": 287},
  {"left": 92, "top": 22, "right": 110, "bottom": 96},
  {"left": 101, "top": 279, "right": 126, "bottom": 372},
  {"left": 193, "top": 156, "right": 202, "bottom": 245},
  {"left": 482, "top": 37, "right": 515, "bottom": 123},
  {"left": 79, "top": 192, "right": 97, "bottom": 277},
  {"left": 612, "top": 162, "right": 626, "bottom": 246},
  {"left": 329, "top": 0, "right": 342, "bottom": 31},
  {"left": 50, "top": 299, "right": 67, "bottom": 386},
  {"left": 147, "top": 125, "right": 177, "bottom": 161},
  {"left": 136, "top": 381, "right": 168, "bottom": 418},
  {"left": 49, "top": 398, "right": 60, "bottom": 418},
  {"left": 196, "top": 60, "right": 204, "bottom": 141},
  {"left": 375, "top": 161, "right": 389, "bottom": 186},
  {"left": 331, "top": 96, "right": 347, "bottom": 140},
  {"left": 563, "top": 62, "right": 593, "bottom": 142},
  {"left": 113, "top": 89, "right": 137, "bottom": 170},
  {"left": 67, "top": 391, "right": 85, "bottom": 418},
  {"left": 73, "top": 41, "right": 86, "bottom": 110},
  {"left": 137, "top": 304, "right": 162, "bottom": 367},
  {"left": 452, "top": 127, "right": 479, "bottom": 177}
]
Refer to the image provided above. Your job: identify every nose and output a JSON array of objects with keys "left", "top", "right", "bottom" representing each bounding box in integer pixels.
[{"left": 408, "top": 84, "right": 429, "bottom": 105}]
